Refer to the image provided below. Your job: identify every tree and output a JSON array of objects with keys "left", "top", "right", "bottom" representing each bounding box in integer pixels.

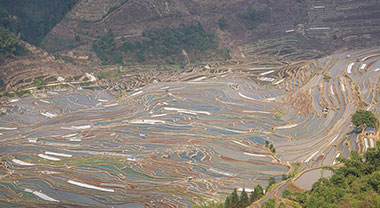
[
  {"left": 231, "top": 188, "right": 239, "bottom": 208},
  {"left": 92, "top": 29, "right": 123, "bottom": 65},
  {"left": 224, "top": 195, "right": 232, "bottom": 208},
  {"left": 266, "top": 177, "right": 276, "bottom": 191},
  {"left": 239, "top": 189, "right": 249, "bottom": 207},
  {"left": 218, "top": 16, "right": 227, "bottom": 30},
  {"left": 250, "top": 184, "right": 264, "bottom": 202},
  {"left": 278, "top": 202, "right": 286, "bottom": 208},
  {"left": 0, "top": 6, "right": 9, "bottom": 27},
  {"left": 0, "top": 0, "right": 77, "bottom": 45},
  {"left": 269, "top": 143, "right": 274, "bottom": 150},
  {"left": 351, "top": 110, "right": 377, "bottom": 129},
  {"left": 239, "top": 7, "right": 270, "bottom": 30},
  {"left": 0, "top": 27, "right": 26, "bottom": 63},
  {"left": 283, "top": 140, "right": 380, "bottom": 208},
  {"left": 261, "top": 198, "right": 275, "bottom": 208},
  {"left": 118, "top": 23, "right": 217, "bottom": 64}
]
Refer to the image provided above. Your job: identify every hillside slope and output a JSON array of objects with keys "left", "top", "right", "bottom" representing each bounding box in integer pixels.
[
  {"left": 40, "top": 0, "right": 380, "bottom": 64},
  {"left": 0, "top": 41, "right": 82, "bottom": 92}
]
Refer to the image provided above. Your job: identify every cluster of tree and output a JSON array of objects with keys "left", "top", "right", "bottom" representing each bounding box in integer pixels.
[
  {"left": 223, "top": 185, "right": 264, "bottom": 208},
  {"left": 283, "top": 140, "right": 380, "bottom": 207},
  {"left": 0, "top": 89, "right": 30, "bottom": 98},
  {"left": 217, "top": 48, "right": 232, "bottom": 60},
  {"left": 0, "top": 27, "right": 26, "bottom": 63},
  {"left": 196, "top": 177, "right": 278, "bottom": 208},
  {"left": 93, "top": 23, "right": 221, "bottom": 65},
  {"left": 265, "top": 140, "right": 276, "bottom": 153},
  {"left": 239, "top": 6, "right": 270, "bottom": 30},
  {"left": 224, "top": 177, "right": 277, "bottom": 208},
  {"left": 92, "top": 29, "right": 123, "bottom": 65},
  {"left": 261, "top": 198, "right": 286, "bottom": 208},
  {"left": 351, "top": 109, "right": 378, "bottom": 129},
  {"left": 0, "top": 6, "right": 27, "bottom": 64},
  {"left": 0, "top": 0, "right": 77, "bottom": 46}
]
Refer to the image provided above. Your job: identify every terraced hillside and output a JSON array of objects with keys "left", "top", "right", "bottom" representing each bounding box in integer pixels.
[
  {"left": 41, "top": 0, "right": 380, "bottom": 64},
  {"left": 0, "top": 41, "right": 82, "bottom": 92},
  {"left": 1, "top": 48, "right": 380, "bottom": 207}
]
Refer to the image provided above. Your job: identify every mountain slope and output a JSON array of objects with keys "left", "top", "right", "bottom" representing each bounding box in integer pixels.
[{"left": 40, "top": 0, "right": 380, "bottom": 64}]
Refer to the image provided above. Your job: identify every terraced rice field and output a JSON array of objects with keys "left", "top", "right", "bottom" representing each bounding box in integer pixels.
[{"left": 1, "top": 48, "right": 380, "bottom": 207}]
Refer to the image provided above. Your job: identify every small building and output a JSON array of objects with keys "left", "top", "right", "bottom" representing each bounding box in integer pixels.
[
  {"left": 28, "top": 138, "right": 38, "bottom": 143},
  {"left": 57, "top": 77, "right": 65, "bottom": 82},
  {"left": 323, "top": 106, "right": 329, "bottom": 113},
  {"left": 365, "top": 128, "right": 376, "bottom": 136}
]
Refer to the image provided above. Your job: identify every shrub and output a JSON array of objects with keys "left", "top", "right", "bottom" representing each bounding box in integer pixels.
[{"left": 218, "top": 16, "right": 227, "bottom": 30}]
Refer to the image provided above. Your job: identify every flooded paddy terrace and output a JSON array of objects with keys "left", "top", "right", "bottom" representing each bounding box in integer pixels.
[{"left": 1, "top": 48, "right": 380, "bottom": 207}]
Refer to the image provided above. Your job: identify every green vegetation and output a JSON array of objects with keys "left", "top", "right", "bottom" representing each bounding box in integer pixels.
[
  {"left": 0, "top": 6, "right": 27, "bottom": 63},
  {"left": 266, "top": 177, "right": 277, "bottom": 191},
  {"left": 200, "top": 177, "right": 276, "bottom": 208},
  {"left": 262, "top": 198, "right": 276, "bottom": 208},
  {"left": 92, "top": 29, "right": 123, "bottom": 65},
  {"left": 224, "top": 188, "right": 260, "bottom": 208},
  {"left": 79, "top": 81, "right": 93, "bottom": 86},
  {"left": 283, "top": 141, "right": 380, "bottom": 208},
  {"left": 282, "top": 163, "right": 301, "bottom": 181},
  {"left": 33, "top": 78, "right": 45, "bottom": 89},
  {"left": 0, "top": 89, "right": 30, "bottom": 98},
  {"left": 0, "top": 27, "right": 26, "bottom": 63},
  {"left": 1, "top": 91, "right": 13, "bottom": 98},
  {"left": 351, "top": 109, "right": 377, "bottom": 129},
  {"left": 279, "top": 48, "right": 296, "bottom": 56},
  {"left": 93, "top": 23, "right": 218, "bottom": 65},
  {"left": 0, "top": 79, "right": 4, "bottom": 91},
  {"left": 274, "top": 111, "right": 285, "bottom": 119},
  {"left": 217, "top": 48, "right": 232, "bottom": 60},
  {"left": 239, "top": 7, "right": 270, "bottom": 30},
  {"left": 265, "top": 140, "right": 276, "bottom": 153},
  {"left": 323, "top": 74, "right": 331, "bottom": 82},
  {"left": 250, "top": 184, "right": 264, "bottom": 203},
  {"left": 14, "top": 89, "right": 30, "bottom": 97},
  {"left": 0, "top": 0, "right": 77, "bottom": 45},
  {"left": 194, "top": 198, "right": 224, "bottom": 208},
  {"left": 218, "top": 16, "right": 228, "bottom": 30},
  {"left": 0, "top": 6, "right": 9, "bottom": 27},
  {"left": 124, "top": 23, "right": 217, "bottom": 63}
]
